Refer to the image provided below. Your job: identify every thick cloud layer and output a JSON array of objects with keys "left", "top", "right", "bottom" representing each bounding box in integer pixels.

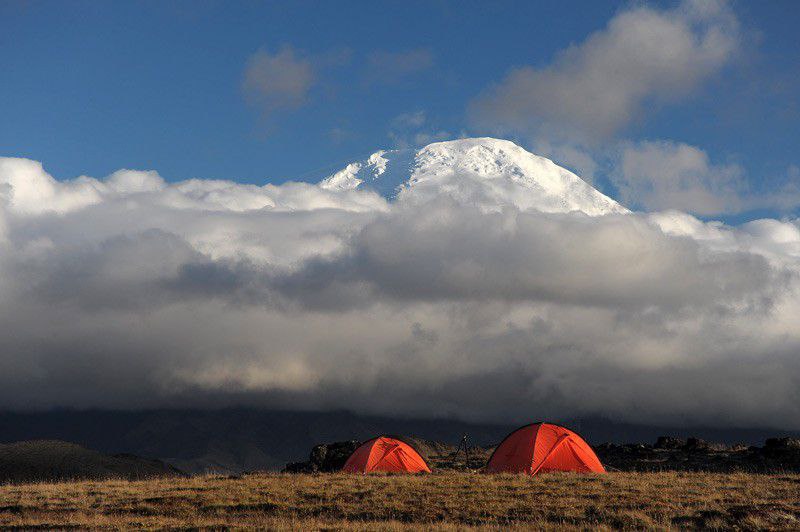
[{"left": 1, "top": 156, "right": 799, "bottom": 429}]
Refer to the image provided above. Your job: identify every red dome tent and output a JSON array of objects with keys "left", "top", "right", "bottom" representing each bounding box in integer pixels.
[
  {"left": 342, "top": 436, "right": 432, "bottom": 473},
  {"left": 485, "top": 423, "right": 605, "bottom": 475}
]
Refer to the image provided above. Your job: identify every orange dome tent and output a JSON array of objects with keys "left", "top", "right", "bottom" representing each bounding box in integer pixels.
[
  {"left": 342, "top": 436, "right": 431, "bottom": 473},
  {"left": 485, "top": 423, "right": 605, "bottom": 475}
]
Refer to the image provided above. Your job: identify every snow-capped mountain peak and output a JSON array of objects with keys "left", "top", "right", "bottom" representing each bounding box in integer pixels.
[{"left": 319, "top": 137, "right": 626, "bottom": 216}]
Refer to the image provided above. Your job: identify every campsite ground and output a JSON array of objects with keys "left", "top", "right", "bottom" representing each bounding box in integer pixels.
[{"left": 0, "top": 472, "right": 798, "bottom": 529}]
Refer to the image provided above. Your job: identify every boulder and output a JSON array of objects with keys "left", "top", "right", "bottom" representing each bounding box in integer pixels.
[
  {"left": 684, "top": 438, "right": 710, "bottom": 451},
  {"left": 654, "top": 436, "right": 686, "bottom": 449},
  {"left": 283, "top": 440, "right": 359, "bottom": 473},
  {"left": 283, "top": 461, "right": 318, "bottom": 473},
  {"left": 764, "top": 437, "right": 800, "bottom": 451},
  {"left": 313, "top": 440, "right": 360, "bottom": 472}
]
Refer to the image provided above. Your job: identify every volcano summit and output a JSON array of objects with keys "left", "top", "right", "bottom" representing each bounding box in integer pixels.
[{"left": 320, "top": 138, "right": 627, "bottom": 216}]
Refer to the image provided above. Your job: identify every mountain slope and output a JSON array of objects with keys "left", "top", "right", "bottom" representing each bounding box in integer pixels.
[{"left": 320, "top": 137, "right": 627, "bottom": 216}]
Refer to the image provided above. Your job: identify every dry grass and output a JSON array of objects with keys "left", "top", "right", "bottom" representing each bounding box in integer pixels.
[{"left": 0, "top": 471, "right": 798, "bottom": 530}]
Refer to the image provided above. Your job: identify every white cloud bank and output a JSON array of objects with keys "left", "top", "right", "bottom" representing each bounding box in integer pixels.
[{"left": 1, "top": 155, "right": 800, "bottom": 429}]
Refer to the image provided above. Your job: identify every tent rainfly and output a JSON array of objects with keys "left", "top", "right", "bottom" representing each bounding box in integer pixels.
[
  {"left": 484, "top": 422, "right": 605, "bottom": 475},
  {"left": 342, "top": 436, "right": 431, "bottom": 473}
]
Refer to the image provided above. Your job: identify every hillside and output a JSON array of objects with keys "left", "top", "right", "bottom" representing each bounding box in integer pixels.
[
  {"left": 0, "top": 440, "right": 184, "bottom": 483},
  {"left": 0, "top": 409, "right": 514, "bottom": 474}
]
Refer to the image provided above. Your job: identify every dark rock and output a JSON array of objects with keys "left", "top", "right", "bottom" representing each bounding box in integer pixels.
[
  {"left": 654, "top": 436, "right": 686, "bottom": 449},
  {"left": 282, "top": 461, "right": 318, "bottom": 473},
  {"left": 596, "top": 434, "right": 800, "bottom": 473},
  {"left": 315, "top": 440, "right": 359, "bottom": 472},
  {"left": 764, "top": 437, "right": 800, "bottom": 450},
  {"left": 290, "top": 434, "right": 800, "bottom": 474},
  {"left": 594, "top": 443, "right": 619, "bottom": 452},
  {"left": 308, "top": 444, "right": 327, "bottom": 468},
  {"left": 283, "top": 439, "right": 359, "bottom": 473},
  {"left": 684, "top": 437, "right": 710, "bottom": 451}
]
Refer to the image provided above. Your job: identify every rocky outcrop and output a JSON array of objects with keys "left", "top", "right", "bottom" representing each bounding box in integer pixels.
[
  {"left": 286, "top": 436, "right": 800, "bottom": 473},
  {"left": 283, "top": 440, "right": 360, "bottom": 473},
  {"left": 595, "top": 436, "right": 800, "bottom": 472}
]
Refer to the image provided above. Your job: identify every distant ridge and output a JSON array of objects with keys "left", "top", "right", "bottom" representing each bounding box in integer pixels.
[
  {"left": 0, "top": 409, "right": 797, "bottom": 475},
  {"left": 0, "top": 440, "right": 184, "bottom": 484}
]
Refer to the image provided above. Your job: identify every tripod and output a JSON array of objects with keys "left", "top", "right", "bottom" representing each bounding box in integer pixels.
[{"left": 455, "top": 433, "right": 470, "bottom": 465}]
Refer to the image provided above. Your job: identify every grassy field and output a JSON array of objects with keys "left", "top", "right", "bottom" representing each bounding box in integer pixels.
[{"left": 0, "top": 472, "right": 798, "bottom": 530}]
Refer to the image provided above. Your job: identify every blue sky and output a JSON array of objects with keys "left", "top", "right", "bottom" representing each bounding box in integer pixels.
[{"left": 2, "top": 0, "right": 799, "bottom": 219}]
